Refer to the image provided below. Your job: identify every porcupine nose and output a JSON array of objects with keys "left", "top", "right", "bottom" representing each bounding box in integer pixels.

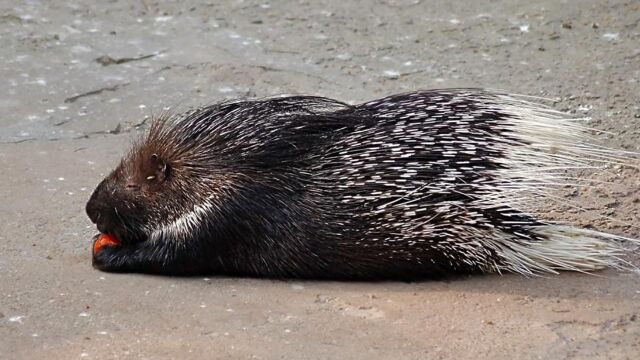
[
  {"left": 85, "top": 200, "right": 101, "bottom": 225},
  {"left": 86, "top": 179, "right": 109, "bottom": 229},
  {"left": 86, "top": 196, "right": 109, "bottom": 235},
  {"left": 86, "top": 200, "right": 112, "bottom": 234}
]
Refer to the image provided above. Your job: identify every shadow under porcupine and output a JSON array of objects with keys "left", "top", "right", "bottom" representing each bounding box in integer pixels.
[{"left": 85, "top": 88, "right": 639, "bottom": 279}]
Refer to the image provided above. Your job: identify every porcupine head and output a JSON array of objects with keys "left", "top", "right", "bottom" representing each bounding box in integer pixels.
[{"left": 86, "top": 97, "right": 363, "bottom": 276}]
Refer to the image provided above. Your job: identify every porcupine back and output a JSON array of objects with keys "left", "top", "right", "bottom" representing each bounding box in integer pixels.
[{"left": 308, "top": 89, "right": 638, "bottom": 277}]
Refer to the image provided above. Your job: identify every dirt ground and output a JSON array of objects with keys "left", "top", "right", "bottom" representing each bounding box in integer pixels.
[{"left": 1, "top": 0, "right": 639, "bottom": 359}]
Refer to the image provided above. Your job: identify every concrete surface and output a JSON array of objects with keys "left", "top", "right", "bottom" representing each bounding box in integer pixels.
[{"left": 1, "top": 0, "right": 640, "bottom": 359}]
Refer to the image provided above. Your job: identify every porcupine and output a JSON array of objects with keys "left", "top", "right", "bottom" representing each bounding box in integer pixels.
[{"left": 85, "top": 88, "right": 638, "bottom": 279}]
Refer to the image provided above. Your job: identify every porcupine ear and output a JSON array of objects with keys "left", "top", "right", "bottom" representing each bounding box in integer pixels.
[{"left": 149, "top": 153, "right": 169, "bottom": 182}]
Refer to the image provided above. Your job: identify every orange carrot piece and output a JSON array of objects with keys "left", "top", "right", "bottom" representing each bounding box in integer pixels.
[{"left": 93, "top": 233, "right": 120, "bottom": 255}]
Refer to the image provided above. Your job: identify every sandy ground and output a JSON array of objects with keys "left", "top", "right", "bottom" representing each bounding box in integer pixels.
[{"left": 1, "top": 0, "right": 640, "bottom": 359}]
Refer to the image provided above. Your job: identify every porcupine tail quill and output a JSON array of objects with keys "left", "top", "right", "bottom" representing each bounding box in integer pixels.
[{"left": 472, "top": 91, "right": 639, "bottom": 275}]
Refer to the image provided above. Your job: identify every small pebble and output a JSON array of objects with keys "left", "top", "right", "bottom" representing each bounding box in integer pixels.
[
  {"left": 383, "top": 70, "right": 400, "bottom": 79},
  {"left": 9, "top": 316, "right": 24, "bottom": 323}
]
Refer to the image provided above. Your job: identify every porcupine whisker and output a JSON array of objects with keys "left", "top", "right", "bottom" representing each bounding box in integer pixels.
[{"left": 113, "top": 207, "right": 136, "bottom": 235}]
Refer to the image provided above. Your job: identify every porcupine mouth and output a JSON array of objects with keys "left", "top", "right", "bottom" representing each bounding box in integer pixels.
[{"left": 93, "top": 222, "right": 148, "bottom": 248}]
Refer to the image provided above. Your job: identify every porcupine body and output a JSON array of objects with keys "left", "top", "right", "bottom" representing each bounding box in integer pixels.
[{"left": 85, "top": 89, "right": 638, "bottom": 279}]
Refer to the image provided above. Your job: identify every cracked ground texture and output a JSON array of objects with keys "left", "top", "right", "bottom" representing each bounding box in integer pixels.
[{"left": 1, "top": 0, "right": 639, "bottom": 359}]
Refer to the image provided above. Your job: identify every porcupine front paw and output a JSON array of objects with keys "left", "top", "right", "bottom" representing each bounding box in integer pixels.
[
  {"left": 91, "top": 234, "right": 187, "bottom": 274},
  {"left": 91, "top": 234, "right": 129, "bottom": 272}
]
